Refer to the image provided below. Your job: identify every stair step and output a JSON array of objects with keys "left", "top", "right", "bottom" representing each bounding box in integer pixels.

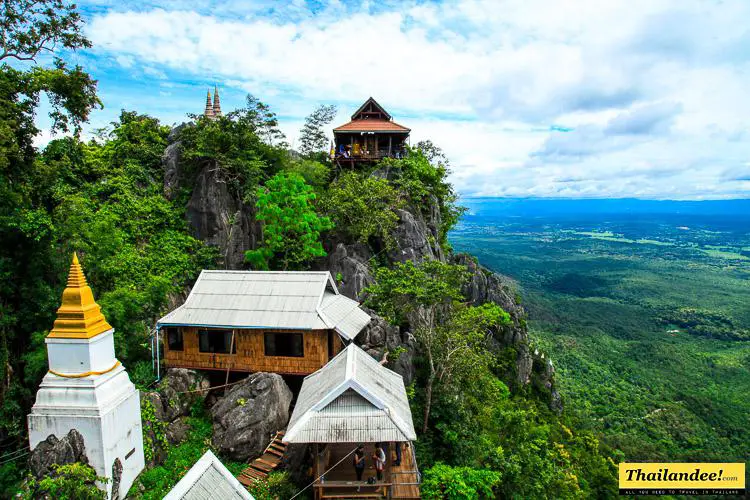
[
  {"left": 241, "top": 468, "right": 266, "bottom": 478},
  {"left": 256, "top": 457, "right": 279, "bottom": 468},
  {"left": 266, "top": 448, "right": 284, "bottom": 458},
  {"left": 251, "top": 462, "right": 273, "bottom": 473}
]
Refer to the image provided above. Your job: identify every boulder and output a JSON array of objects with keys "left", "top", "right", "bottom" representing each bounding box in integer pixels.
[
  {"left": 166, "top": 417, "right": 191, "bottom": 445},
  {"left": 29, "top": 429, "right": 88, "bottom": 479},
  {"left": 111, "top": 458, "right": 123, "bottom": 499},
  {"left": 157, "top": 368, "right": 210, "bottom": 422},
  {"left": 211, "top": 373, "right": 292, "bottom": 462},
  {"left": 140, "top": 392, "right": 169, "bottom": 467}
]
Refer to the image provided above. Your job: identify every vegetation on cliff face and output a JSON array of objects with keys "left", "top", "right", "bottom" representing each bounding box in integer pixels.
[
  {"left": 452, "top": 211, "right": 750, "bottom": 488},
  {"left": 0, "top": 2, "right": 619, "bottom": 497}
]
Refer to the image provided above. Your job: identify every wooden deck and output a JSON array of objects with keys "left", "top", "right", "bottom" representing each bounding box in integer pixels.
[
  {"left": 237, "top": 431, "right": 287, "bottom": 486},
  {"left": 317, "top": 443, "right": 420, "bottom": 499}
]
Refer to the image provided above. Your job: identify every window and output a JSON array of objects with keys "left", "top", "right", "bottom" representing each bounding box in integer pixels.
[
  {"left": 264, "top": 332, "right": 304, "bottom": 357},
  {"left": 198, "top": 329, "right": 236, "bottom": 354},
  {"left": 166, "top": 327, "right": 183, "bottom": 351}
]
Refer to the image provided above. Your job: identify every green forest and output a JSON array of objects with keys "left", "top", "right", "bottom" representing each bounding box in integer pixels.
[
  {"left": 451, "top": 215, "right": 750, "bottom": 491},
  {"left": 0, "top": 2, "right": 621, "bottom": 498}
]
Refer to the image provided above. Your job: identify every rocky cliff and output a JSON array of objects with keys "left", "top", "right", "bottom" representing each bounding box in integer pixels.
[{"left": 162, "top": 128, "right": 560, "bottom": 411}]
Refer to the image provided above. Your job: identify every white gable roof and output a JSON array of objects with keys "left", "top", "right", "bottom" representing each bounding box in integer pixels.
[
  {"left": 283, "top": 344, "right": 417, "bottom": 444},
  {"left": 163, "top": 450, "right": 254, "bottom": 500},
  {"left": 157, "top": 270, "right": 371, "bottom": 341}
]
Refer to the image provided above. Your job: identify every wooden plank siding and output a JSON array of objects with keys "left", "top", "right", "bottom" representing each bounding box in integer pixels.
[{"left": 163, "top": 327, "right": 344, "bottom": 376}]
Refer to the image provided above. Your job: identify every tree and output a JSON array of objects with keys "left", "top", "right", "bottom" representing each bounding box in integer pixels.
[
  {"left": 0, "top": 0, "right": 99, "bottom": 451},
  {"left": 245, "top": 172, "right": 332, "bottom": 270},
  {"left": 283, "top": 158, "right": 330, "bottom": 188},
  {"left": 321, "top": 171, "right": 404, "bottom": 247},
  {"left": 421, "top": 464, "right": 501, "bottom": 500},
  {"left": 244, "top": 94, "right": 287, "bottom": 147},
  {"left": 0, "top": 0, "right": 90, "bottom": 62},
  {"left": 366, "top": 261, "right": 510, "bottom": 432},
  {"left": 298, "top": 104, "right": 336, "bottom": 156},
  {"left": 379, "top": 146, "right": 465, "bottom": 247}
]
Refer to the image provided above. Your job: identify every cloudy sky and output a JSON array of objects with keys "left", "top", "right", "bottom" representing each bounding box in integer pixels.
[{"left": 39, "top": 0, "right": 750, "bottom": 199}]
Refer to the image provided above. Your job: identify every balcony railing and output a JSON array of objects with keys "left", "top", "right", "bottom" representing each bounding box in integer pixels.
[{"left": 333, "top": 149, "right": 407, "bottom": 161}]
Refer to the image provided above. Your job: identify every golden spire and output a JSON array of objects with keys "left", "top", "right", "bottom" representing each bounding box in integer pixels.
[
  {"left": 213, "top": 85, "right": 222, "bottom": 117},
  {"left": 204, "top": 89, "right": 214, "bottom": 118},
  {"left": 48, "top": 253, "right": 113, "bottom": 339}
]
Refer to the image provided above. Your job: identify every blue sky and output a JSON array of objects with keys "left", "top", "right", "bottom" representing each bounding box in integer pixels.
[{"left": 33, "top": 0, "right": 750, "bottom": 199}]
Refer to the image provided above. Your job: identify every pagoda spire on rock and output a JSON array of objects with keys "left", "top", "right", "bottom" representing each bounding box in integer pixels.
[
  {"left": 204, "top": 89, "right": 214, "bottom": 118},
  {"left": 213, "top": 85, "right": 222, "bottom": 117},
  {"left": 48, "top": 253, "right": 112, "bottom": 339}
]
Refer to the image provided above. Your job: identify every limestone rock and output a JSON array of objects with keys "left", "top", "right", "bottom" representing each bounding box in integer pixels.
[
  {"left": 166, "top": 417, "right": 191, "bottom": 445},
  {"left": 185, "top": 161, "right": 262, "bottom": 269},
  {"left": 324, "top": 243, "right": 374, "bottom": 301},
  {"left": 388, "top": 209, "right": 436, "bottom": 264},
  {"left": 162, "top": 141, "right": 183, "bottom": 201},
  {"left": 29, "top": 429, "right": 88, "bottom": 479},
  {"left": 355, "top": 309, "right": 416, "bottom": 384},
  {"left": 157, "top": 368, "right": 211, "bottom": 422},
  {"left": 211, "top": 372, "right": 292, "bottom": 462},
  {"left": 111, "top": 458, "right": 123, "bottom": 499}
]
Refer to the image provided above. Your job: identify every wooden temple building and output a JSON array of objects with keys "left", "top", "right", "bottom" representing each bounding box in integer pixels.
[
  {"left": 332, "top": 97, "right": 411, "bottom": 166},
  {"left": 284, "top": 344, "right": 420, "bottom": 499},
  {"left": 156, "top": 271, "right": 371, "bottom": 376}
]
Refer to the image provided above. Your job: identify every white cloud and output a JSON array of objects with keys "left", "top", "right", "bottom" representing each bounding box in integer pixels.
[{"left": 81, "top": 0, "right": 750, "bottom": 199}]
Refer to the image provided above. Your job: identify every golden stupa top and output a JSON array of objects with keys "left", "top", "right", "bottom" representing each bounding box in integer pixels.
[{"left": 48, "top": 253, "right": 113, "bottom": 339}]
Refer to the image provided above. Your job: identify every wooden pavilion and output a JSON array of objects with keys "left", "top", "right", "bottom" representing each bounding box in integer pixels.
[
  {"left": 156, "top": 271, "right": 371, "bottom": 376},
  {"left": 283, "top": 344, "right": 420, "bottom": 499},
  {"left": 332, "top": 97, "right": 410, "bottom": 167}
]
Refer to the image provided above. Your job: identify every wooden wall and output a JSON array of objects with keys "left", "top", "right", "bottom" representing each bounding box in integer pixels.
[{"left": 163, "top": 327, "right": 344, "bottom": 376}]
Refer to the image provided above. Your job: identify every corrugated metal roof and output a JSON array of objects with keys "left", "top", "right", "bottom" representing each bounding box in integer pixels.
[
  {"left": 164, "top": 450, "right": 253, "bottom": 500},
  {"left": 284, "top": 344, "right": 417, "bottom": 444},
  {"left": 157, "top": 271, "right": 370, "bottom": 340},
  {"left": 318, "top": 292, "right": 372, "bottom": 341}
]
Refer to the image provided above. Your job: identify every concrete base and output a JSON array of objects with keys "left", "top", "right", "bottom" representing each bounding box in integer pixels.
[{"left": 28, "top": 364, "right": 145, "bottom": 499}]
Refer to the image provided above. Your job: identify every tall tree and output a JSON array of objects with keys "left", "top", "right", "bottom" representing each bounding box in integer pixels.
[
  {"left": 298, "top": 104, "right": 336, "bottom": 156},
  {"left": 244, "top": 94, "right": 287, "bottom": 147},
  {"left": 366, "top": 261, "right": 509, "bottom": 432},
  {"left": 245, "top": 172, "right": 332, "bottom": 270},
  {"left": 0, "top": 0, "right": 90, "bottom": 62},
  {"left": 0, "top": 0, "right": 99, "bottom": 446}
]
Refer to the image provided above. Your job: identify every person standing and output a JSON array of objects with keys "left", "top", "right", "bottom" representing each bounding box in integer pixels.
[
  {"left": 373, "top": 443, "right": 386, "bottom": 481},
  {"left": 353, "top": 445, "right": 366, "bottom": 481}
]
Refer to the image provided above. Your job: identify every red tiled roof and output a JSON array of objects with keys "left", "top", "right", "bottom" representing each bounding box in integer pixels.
[{"left": 333, "top": 119, "right": 410, "bottom": 133}]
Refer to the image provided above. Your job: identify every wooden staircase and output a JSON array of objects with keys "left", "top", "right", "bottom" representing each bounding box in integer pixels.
[{"left": 238, "top": 430, "right": 287, "bottom": 486}]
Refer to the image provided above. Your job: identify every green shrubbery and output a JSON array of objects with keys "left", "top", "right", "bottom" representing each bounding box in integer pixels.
[
  {"left": 322, "top": 171, "right": 404, "bottom": 247},
  {"left": 421, "top": 464, "right": 501, "bottom": 499},
  {"left": 19, "top": 463, "right": 106, "bottom": 500}
]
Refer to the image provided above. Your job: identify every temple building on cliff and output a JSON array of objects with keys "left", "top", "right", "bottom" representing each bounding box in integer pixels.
[
  {"left": 331, "top": 97, "right": 411, "bottom": 167},
  {"left": 27, "top": 253, "right": 144, "bottom": 499}
]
